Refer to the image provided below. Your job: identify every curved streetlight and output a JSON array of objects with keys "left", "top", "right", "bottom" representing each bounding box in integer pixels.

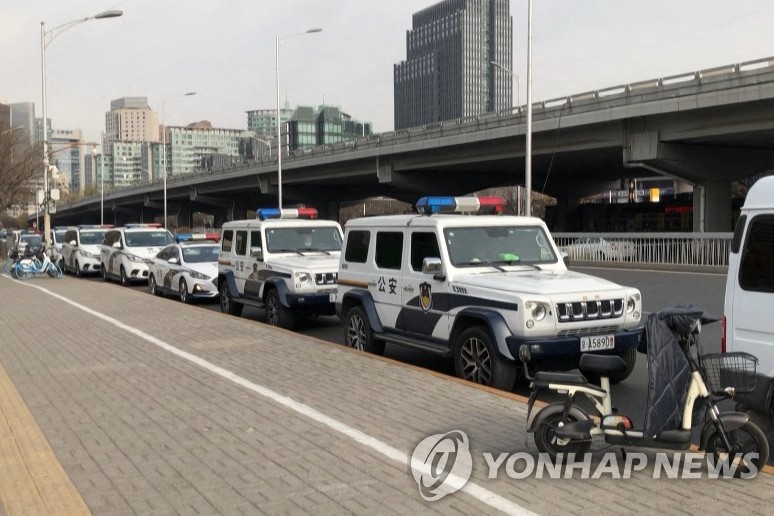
[
  {"left": 490, "top": 61, "right": 520, "bottom": 108},
  {"left": 161, "top": 92, "right": 197, "bottom": 229},
  {"left": 275, "top": 28, "right": 322, "bottom": 209},
  {"left": 40, "top": 9, "right": 123, "bottom": 246}
]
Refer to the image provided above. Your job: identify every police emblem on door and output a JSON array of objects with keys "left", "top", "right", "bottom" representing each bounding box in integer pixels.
[{"left": 419, "top": 282, "right": 432, "bottom": 312}]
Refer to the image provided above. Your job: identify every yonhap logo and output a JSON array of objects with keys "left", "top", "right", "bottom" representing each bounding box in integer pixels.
[{"left": 410, "top": 430, "right": 473, "bottom": 501}]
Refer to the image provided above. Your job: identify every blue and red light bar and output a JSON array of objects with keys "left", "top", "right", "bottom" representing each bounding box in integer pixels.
[
  {"left": 256, "top": 207, "right": 318, "bottom": 220},
  {"left": 176, "top": 233, "right": 221, "bottom": 243},
  {"left": 124, "top": 223, "right": 162, "bottom": 228},
  {"left": 79, "top": 224, "right": 114, "bottom": 229},
  {"left": 415, "top": 196, "right": 505, "bottom": 215}
]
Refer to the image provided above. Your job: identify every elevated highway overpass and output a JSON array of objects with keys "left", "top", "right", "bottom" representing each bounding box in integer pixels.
[{"left": 54, "top": 56, "right": 774, "bottom": 231}]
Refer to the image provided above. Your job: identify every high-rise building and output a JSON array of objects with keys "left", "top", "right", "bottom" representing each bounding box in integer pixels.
[
  {"left": 247, "top": 102, "right": 294, "bottom": 137},
  {"left": 166, "top": 122, "right": 244, "bottom": 177},
  {"left": 287, "top": 105, "right": 372, "bottom": 152},
  {"left": 0, "top": 102, "right": 10, "bottom": 129},
  {"left": 9, "top": 102, "right": 35, "bottom": 143},
  {"left": 50, "top": 128, "right": 84, "bottom": 193},
  {"left": 394, "top": 0, "right": 513, "bottom": 129},
  {"left": 105, "top": 96, "right": 160, "bottom": 148}
]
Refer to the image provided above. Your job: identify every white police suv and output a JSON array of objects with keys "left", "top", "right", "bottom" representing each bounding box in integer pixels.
[
  {"left": 218, "top": 208, "right": 343, "bottom": 329},
  {"left": 61, "top": 225, "right": 111, "bottom": 276},
  {"left": 336, "top": 196, "right": 644, "bottom": 390},
  {"left": 101, "top": 224, "right": 175, "bottom": 285},
  {"left": 149, "top": 233, "right": 221, "bottom": 303}
]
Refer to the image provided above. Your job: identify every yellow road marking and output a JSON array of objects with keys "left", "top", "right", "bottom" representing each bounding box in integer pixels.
[{"left": 0, "top": 359, "right": 90, "bottom": 515}]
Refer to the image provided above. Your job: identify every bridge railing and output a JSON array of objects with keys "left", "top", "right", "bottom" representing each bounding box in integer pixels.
[{"left": 552, "top": 232, "right": 733, "bottom": 270}]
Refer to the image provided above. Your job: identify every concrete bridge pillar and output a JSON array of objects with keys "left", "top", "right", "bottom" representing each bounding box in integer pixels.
[{"left": 693, "top": 180, "right": 732, "bottom": 232}]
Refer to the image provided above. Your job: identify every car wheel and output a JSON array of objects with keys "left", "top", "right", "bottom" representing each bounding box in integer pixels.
[
  {"left": 149, "top": 274, "right": 161, "bottom": 296},
  {"left": 219, "top": 281, "right": 243, "bottom": 316},
  {"left": 454, "top": 326, "right": 517, "bottom": 390},
  {"left": 265, "top": 289, "right": 299, "bottom": 329},
  {"left": 75, "top": 260, "right": 81, "bottom": 278},
  {"left": 179, "top": 279, "right": 190, "bottom": 303},
  {"left": 101, "top": 264, "right": 110, "bottom": 282},
  {"left": 344, "top": 305, "right": 385, "bottom": 355},
  {"left": 120, "top": 266, "right": 129, "bottom": 286}
]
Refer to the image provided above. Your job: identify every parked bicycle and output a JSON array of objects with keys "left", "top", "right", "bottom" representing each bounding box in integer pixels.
[
  {"left": 11, "top": 249, "right": 63, "bottom": 280},
  {"left": 519, "top": 306, "right": 769, "bottom": 478}
]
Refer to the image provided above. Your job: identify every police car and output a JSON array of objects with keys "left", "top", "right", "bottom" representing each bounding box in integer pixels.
[
  {"left": 336, "top": 196, "right": 644, "bottom": 390},
  {"left": 149, "top": 233, "right": 221, "bottom": 303},
  {"left": 49, "top": 226, "right": 69, "bottom": 270},
  {"left": 101, "top": 224, "right": 175, "bottom": 285},
  {"left": 61, "top": 225, "right": 112, "bottom": 276},
  {"left": 218, "top": 207, "right": 343, "bottom": 329}
]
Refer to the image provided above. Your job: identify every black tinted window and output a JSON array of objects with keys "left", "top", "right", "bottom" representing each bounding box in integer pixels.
[
  {"left": 731, "top": 215, "right": 747, "bottom": 254},
  {"left": 345, "top": 230, "right": 370, "bottom": 263},
  {"left": 739, "top": 215, "right": 774, "bottom": 292},
  {"left": 410, "top": 232, "right": 440, "bottom": 271},
  {"left": 235, "top": 231, "right": 248, "bottom": 256},
  {"left": 221, "top": 230, "right": 234, "bottom": 252},
  {"left": 375, "top": 232, "right": 403, "bottom": 270}
]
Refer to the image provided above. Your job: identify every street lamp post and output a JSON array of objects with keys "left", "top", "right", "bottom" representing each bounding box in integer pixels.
[
  {"left": 40, "top": 9, "right": 122, "bottom": 247},
  {"left": 275, "top": 28, "right": 322, "bottom": 209},
  {"left": 525, "top": 0, "right": 533, "bottom": 217},
  {"left": 490, "top": 61, "right": 520, "bottom": 108},
  {"left": 161, "top": 92, "right": 197, "bottom": 229}
]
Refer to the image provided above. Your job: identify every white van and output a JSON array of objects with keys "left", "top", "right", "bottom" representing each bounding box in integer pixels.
[{"left": 724, "top": 175, "right": 774, "bottom": 419}]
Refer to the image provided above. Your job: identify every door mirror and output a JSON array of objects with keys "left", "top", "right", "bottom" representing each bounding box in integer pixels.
[
  {"left": 561, "top": 250, "right": 569, "bottom": 267},
  {"left": 112, "top": 241, "right": 122, "bottom": 249},
  {"left": 250, "top": 246, "right": 263, "bottom": 259},
  {"left": 168, "top": 257, "right": 178, "bottom": 265},
  {"left": 422, "top": 257, "right": 443, "bottom": 275},
  {"left": 68, "top": 240, "right": 76, "bottom": 246}
]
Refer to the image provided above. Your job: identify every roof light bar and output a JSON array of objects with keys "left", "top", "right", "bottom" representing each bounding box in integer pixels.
[
  {"left": 256, "top": 207, "right": 318, "bottom": 220},
  {"left": 124, "top": 223, "right": 163, "bottom": 228},
  {"left": 175, "top": 233, "right": 221, "bottom": 243},
  {"left": 415, "top": 196, "right": 506, "bottom": 215}
]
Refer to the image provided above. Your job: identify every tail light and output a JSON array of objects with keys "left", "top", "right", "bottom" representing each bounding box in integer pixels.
[{"left": 721, "top": 315, "right": 727, "bottom": 353}]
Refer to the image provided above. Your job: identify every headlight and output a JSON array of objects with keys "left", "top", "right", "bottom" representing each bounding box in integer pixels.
[
  {"left": 532, "top": 304, "right": 547, "bottom": 321},
  {"left": 125, "top": 253, "right": 143, "bottom": 262},
  {"left": 190, "top": 271, "right": 209, "bottom": 280},
  {"left": 627, "top": 297, "right": 636, "bottom": 313},
  {"left": 295, "top": 272, "right": 312, "bottom": 284}
]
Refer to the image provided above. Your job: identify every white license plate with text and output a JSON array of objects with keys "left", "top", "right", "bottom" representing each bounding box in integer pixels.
[{"left": 580, "top": 335, "right": 615, "bottom": 352}]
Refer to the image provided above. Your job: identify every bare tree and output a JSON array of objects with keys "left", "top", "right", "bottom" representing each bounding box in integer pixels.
[{"left": 0, "top": 123, "right": 42, "bottom": 213}]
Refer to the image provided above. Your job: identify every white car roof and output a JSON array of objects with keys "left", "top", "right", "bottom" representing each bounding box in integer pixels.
[
  {"left": 222, "top": 219, "right": 342, "bottom": 229},
  {"left": 344, "top": 214, "right": 547, "bottom": 229}
]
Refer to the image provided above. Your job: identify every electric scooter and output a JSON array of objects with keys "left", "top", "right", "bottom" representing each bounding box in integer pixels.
[{"left": 519, "top": 306, "right": 769, "bottom": 477}]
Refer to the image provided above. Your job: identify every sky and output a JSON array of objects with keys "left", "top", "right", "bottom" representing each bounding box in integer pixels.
[{"left": 3, "top": 0, "right": 774, "bottom": 145}]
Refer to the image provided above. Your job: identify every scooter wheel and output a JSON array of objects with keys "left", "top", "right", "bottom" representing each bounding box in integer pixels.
[
  {"left": 705, "top": 420, "right": 770, "bottom": 478},
  {"left": 534, "top": 412, "right": 592, "bottom": 461}
]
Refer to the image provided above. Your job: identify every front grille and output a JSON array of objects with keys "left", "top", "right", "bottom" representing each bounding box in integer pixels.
[
  {"left": 556, "top": 299, "right": 624, "bottom": 322},
  {"left": 558, "top": 325, "right": 620, "bottom": 337},
  {"left": 315, "top": 272, "right": 338, "bottom": 285}
]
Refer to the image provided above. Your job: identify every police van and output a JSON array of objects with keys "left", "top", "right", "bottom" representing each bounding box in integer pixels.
[
  {"left": 724, "top": 175, "right": 774, "bottom": 420},
  {"left": 336, "top": 196, "right": 644, "bottom": 390},
  {"left": 218, "top": 208, "right": 343, "bottom": 329}
]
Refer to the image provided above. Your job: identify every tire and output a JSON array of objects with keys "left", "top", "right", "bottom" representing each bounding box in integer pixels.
[
  {"left": 120, "top": 266, "right": 129, "bottom": 286},
  {"left": 75, "top": 260, "right": 81, "bottom": 278},
  {"left": 149, "top": 274, "right": 162, "bottom": 296},
  {"left": 705, "top": 421, "right": 770, "bottom": 478},
  {"left": 219, "top": 281, "right": 243, "bottom": 316},
  {"left": 179, "top": 279, "right": 190, "bottom": 304},
  {"left": 264, "top": 288, "right": 299, "bottom": 329},
  {"left": 453, "top": 326, "right": 517, "bottom": 390},
  {"left": 344, "top": 305, "right": 385, "bottom": 355},
  {"left": 534, "top": 411, "right": 592, "bottom": 461},
  {"left": 101, "top": 264, "right": 110, "bottom": 282}
]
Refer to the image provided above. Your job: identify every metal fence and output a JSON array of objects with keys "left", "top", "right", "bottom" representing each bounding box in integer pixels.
[{"left": 552, "top": 232, "right": 733, "bottom": 269}]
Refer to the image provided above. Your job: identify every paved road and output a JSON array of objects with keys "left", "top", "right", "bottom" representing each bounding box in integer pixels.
[{"left": 1, "top": 272, "right": 772, "bottom": 515}]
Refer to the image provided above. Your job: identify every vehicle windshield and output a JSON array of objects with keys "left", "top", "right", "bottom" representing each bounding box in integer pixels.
[
  {"left": 20, "top": 234, "right": 42, "bottom": 247},
  {"left": 182, "top": 245, "right": 219, "bottom": 263},
  {"left": 124, "top": 230, "right": 174, "bottom": 247},
  {"left": 444, "top": 225, "right": 558, "bottom": 267},
  {"left": 265, "top": 226, "right": 342, "bottom": 253},
  {"left": 79, "top": 230, "right": 106, "bottom": 245},
  {"left": 54, "top": 230, "right": 67, "bottom": 242}
]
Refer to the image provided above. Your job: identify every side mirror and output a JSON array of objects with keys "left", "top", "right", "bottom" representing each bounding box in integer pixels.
[
  {"left": 561, "top": 250, "right": 569, "bottom": 267},
  {"left": 168, "top": 257, "right": 179, "bottom": 265},
  {"left": 112, "top": 241, "right": 121, "bottom": 249},
  {"left": 250, "top": 246, "right": 263, "bottom": 259},
  {"left": 422, "top": 257, "right": 443, "bottom": 275},
  {"left": 68, "top": 240, "right": 76, "bottom": 246}
]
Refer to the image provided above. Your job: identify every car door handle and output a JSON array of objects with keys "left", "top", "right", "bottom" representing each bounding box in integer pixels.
[{"left": 404, "top": 285, "right": 414, "bottom": 292}]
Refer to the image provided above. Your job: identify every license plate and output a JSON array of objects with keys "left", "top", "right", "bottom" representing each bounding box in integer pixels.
[
  {"left": 580, "top": 335, "right": 615, "bottom": 352},
  {"left": 329, "top": 293, "right": 337, "bottom": 303}
]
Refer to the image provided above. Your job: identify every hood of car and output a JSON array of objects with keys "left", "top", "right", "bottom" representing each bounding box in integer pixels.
[
  {"left": 454, "top": 269, "right": 628, "bottom": 296},
  {"left": 187, "top": 262, "right": 218, "bottom": 278},
  {"left": 265, "top": 254, "right": 340, "bottom": 271},
  {"left": 126, "top": 246, "right": 165, "bottom": 259},
  {"left": 79, "top": 244, "right": 102, "bottom": 255}
]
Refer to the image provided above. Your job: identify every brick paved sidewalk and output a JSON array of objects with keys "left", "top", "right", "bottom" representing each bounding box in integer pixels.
[{"left": 0, "top": 274, "right": 771, "bottom": 515}]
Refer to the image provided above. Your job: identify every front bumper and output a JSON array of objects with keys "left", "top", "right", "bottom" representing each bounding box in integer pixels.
[
  {"left": 125, "top": 261, "right": 150, "bottom": 282},
  {"left": 190, "top": 280, "right": 218, "bottom": 299},
  {"left": 77, "top": 255, "right": 102, "bottom": 273},
  {"left": 286, "top": 292, "right": 337, "bottom": 313},
  {"left": 506, "top": 326, "right": 644, "bottom": 369}
]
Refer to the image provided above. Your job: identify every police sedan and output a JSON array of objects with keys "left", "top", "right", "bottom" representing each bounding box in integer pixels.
[{"left": 148, "top": 233, "right": 220, "bottom": 303}]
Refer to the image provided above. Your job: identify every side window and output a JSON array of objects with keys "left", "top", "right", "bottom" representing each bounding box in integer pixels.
[
  {"left": 250, "top": 230, "right": 262, "bottom": 251},
  {"left": 375, "top": 231, "right": 403, "bottom": 270},
  {"left": 739, "top": 215, "right": 774, "bottom": 293},
  {"left": 345, "top": 230, "right": 370, "bottom": 263},
  {"left": 235, "top": 230, "right": 248, "bottom": 256},
  {"left": 221, "top": 230, "right": 234, "bottom": 253},
  {"left": 731, "top": 215, "right": 747, "bottom": 254},
  {"left": 65, "top": 230, "right": 76, "bottom": 244},
  {"left": 410, "top": 232, "right": 440, "bottom": 271},
  {"left": 104, "top": 231, "right": 116, "bottom": 246}
]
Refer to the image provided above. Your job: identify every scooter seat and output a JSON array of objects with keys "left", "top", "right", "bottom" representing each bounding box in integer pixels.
[
  {"left": 579, "top": 353, "right": 628, "bottom": 375},
  {"left": 533, "top": 371, "right": 606, "bottom": 394}
]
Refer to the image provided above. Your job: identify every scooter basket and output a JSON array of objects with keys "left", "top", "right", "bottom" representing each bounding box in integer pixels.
[{"left": 700, "top": 352, "right": 758, "bottom": 395}]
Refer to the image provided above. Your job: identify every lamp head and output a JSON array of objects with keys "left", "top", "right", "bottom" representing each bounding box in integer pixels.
[
  {"left": 94, "top": 10, "right": 123, "bottom": 19},
  {"left": 306, "top": 28, "right": 323, "bottom": 33}
]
